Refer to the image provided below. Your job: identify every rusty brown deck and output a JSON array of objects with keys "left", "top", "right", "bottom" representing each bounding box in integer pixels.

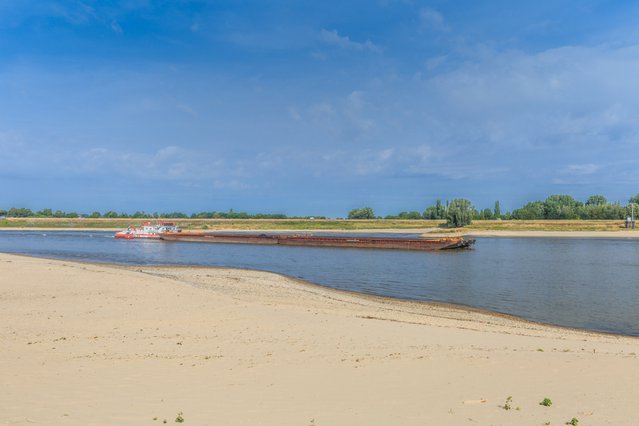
[{"left": 160, "top": 232, "right": 475, "bottom": 251}]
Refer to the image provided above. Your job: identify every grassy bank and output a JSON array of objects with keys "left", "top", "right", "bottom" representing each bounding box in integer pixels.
[
  {"left": 0, "top": 217, "right": 633, "bottom": 232},
  {"left": 0, "top": 217, "right": 441, "bottom": 230},
  {"left": 466, "top": 219, "right": 628, "bottom": 232}
]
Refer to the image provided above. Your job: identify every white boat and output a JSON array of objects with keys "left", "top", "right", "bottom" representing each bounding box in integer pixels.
[{"left": 114, "top": 221, "right": 180, "bottom": 239}]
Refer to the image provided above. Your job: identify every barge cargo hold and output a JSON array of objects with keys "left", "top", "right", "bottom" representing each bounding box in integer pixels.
[{"left": 159, "top": 232, "right": 475, "bottom": 251}]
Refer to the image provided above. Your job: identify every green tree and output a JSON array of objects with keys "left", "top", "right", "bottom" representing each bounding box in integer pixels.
[
  {"left": 585, "top": 195, "right": 607, "bottom": 206},
  {"left": 446, "top": 199, "right": 474, "bottom": 228},
  {"left": 588, "top": 203, "right": 625, "bottom": 220},
  {"left": 104, "top": 211, "right": 119, "bottom": 218},
  {"left": 160, "top": 212, "right": 188, "bottom": 218},
  {"left": 629, "top": 194, "right": 639, "bottom": 205},
  {"left": 7, "top": 207, "right": 34, "bottom": 217},
  {"left": 348, "top": 207, "right": 375, "bottom": 219},
  {"left": 398, "top": 211, "right": 422, "bottom": 219},
  {"left": 423, "top": 207, "right": 436, "bottom": 219},
  {"left": 423, "top": 199, "right": 447, "bottom": 220},
  {"left": 88, "top": 211, "right": 101, "bottom": 218},
  {"left": 511, "top": 201, "right": 545, "bottom": 219},
  {"left": 36, "top": 208, "right": 53, "bottom": 217},
  {"left": 436, "top": 200, "right": 446, "bottom": 219},
  {"left": 543, "top": 194, "right": 582, "bottom": 219},
  {"left": 494, "top": 200, "right": 501, "bottom": 219}
]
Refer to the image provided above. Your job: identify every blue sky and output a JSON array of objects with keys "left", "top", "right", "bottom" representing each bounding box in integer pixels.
[{"left": 1, "top": 1, "right": 639, "bottom": 216}]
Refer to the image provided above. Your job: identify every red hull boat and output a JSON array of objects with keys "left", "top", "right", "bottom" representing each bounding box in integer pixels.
[{"left": 114, "top": 222, "right": 180, "bottom": 240}]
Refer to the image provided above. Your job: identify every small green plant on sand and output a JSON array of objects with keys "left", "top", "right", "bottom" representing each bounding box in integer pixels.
[
  {"left": 175, "top": 412, "right": 184, "bottom": 423},
  {"left": 540, "top": 398, "right": 553, "bottom": 407},
  {"left": 502, "top": 396, "right": 513, "bottom": 410},
  {"left": 567, "top": 417, "right": 579, "bottom": 426}
]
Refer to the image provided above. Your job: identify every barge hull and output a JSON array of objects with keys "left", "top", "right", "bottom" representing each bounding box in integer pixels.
[{"left": 160, "top": 232, "right": 475, "bottom": 251}]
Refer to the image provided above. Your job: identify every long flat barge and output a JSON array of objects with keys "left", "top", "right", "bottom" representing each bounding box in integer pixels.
[{"left": 160, "top": 232, "right": 475, "bottom": 251}]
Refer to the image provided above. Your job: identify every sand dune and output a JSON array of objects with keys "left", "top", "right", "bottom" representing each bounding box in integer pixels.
[{"left": 1, "top": 253, "right": 638, "bottom": 425}]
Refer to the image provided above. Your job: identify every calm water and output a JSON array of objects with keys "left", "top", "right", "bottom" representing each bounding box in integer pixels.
[{"left": 1, "top": 231, "right": 638, "bottom": 336}]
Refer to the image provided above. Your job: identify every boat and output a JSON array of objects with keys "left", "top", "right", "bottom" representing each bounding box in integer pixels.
[
  {"left": 114, "top": 222, "right": 180, "bottom": 239},
  {"left": 159, "top": 232, "right": 475, "bottom": 251}
]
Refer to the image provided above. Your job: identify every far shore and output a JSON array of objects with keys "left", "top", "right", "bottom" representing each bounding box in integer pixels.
[
  {"left": 2, "top": 252, "right": 638, "bottom": 425},
  {"left": 440, "top": 229, "right": 639, "bottom": 238},
  {"left": 1, "top": 226, "right": 639, "bottom": 238}
]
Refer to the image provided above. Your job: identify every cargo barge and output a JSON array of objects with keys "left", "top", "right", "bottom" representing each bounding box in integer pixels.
[{"left": 160, "top": 232, "right": 475, "bottom": 251}]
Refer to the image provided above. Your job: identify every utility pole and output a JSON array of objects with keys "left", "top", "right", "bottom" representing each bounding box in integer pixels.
[{"left": 633, "top": 203, "right": 636, "bottom": 229}]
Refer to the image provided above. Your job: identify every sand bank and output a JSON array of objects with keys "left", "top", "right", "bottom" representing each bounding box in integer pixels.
[{"left": 1, "top": 253, "right": 638, "bottom": 425}]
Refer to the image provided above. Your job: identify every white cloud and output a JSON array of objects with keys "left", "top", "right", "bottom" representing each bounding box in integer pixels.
[
  {"left": 212, "top": 179, "right": 253, "bottom": 190},
  {"left": 425, "top": 55, "right": 447, "bottom": 70},
  {"left": 561, "top": 164, "right": 601, "bottom": 175},
  {"left": 308, "top": 102, "right": 336, "bottom": 121},
  {"left": 354, "top": 148, "right": 395, "bottom": 175},
  {"left": 110, "top": 20, "right": 123, "bottom": 34},
  {"left": 319, "top": 29, "right": 380, "bottom": 52},
  {"left": 419, "top": 7, "right": 447, "bottom": 32},
  {"left": 49, "top": 1, "right": 96, "bottom": 25},
  {"left": 345, "top": 91, "right": 375, "bottom": 132},
  {"left": 0, "top": 141, "right": 254, "bottom": 191},
  {"left": 288, "top": 106, "right": 301, "bottom": 121},
  {"left": 175, "top": 103, "right": 197, "bottom": 116},
  {"left": 271, "top": 40, "right": 639, "bottom": 187}
]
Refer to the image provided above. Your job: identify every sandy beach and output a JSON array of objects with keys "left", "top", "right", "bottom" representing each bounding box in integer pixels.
[{"left": 2, "top": 253, "right": 638, "bottom": 425}]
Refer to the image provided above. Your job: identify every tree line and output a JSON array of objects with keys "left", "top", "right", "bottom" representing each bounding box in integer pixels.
[
  {"left": 348, "top": 193, "right": 639, "bottom": 227},
  {"left": 0, "top": 208, "right": 321, "bottom": 220},
  {"left": 2, "top": 193, "right": 638, "bottom": 227},
  {"left": 509, "top": 194, "right": 638, "bottom": 220},
  {"left": 348, "top": 199, "right": 476, "bottom": 227}
]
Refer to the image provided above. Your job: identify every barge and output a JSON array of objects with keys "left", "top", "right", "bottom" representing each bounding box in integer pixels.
[{"left": 159, "top": 232, "right": 475, "bottom": 251}]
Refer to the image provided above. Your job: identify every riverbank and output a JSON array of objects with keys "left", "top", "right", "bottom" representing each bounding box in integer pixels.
[
  {"left": 1, "top": 217, "right": 637, "bottom": 233},
  {"left": 1, "top": 253, "right": 638, "bottom": 425},
  {"left": 431, "top": 229, "right": 639, "bottom": 238},
  {"left": 2, "top": 226, "right": 638, "bottom": 239}
]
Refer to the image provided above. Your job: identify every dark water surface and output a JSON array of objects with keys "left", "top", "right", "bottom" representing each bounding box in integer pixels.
[{"left": 1, "top": 231, "right": 638, "bottom": 335}]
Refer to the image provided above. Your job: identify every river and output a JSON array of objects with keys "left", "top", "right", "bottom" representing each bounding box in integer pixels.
[{"left": 1, "top": 231, "right": 638, "bottom": 335}]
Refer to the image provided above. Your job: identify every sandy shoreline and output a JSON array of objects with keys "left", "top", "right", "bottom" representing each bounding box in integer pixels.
[{"left": 2, "top": 254, "right": 639, "bottom": 425}]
